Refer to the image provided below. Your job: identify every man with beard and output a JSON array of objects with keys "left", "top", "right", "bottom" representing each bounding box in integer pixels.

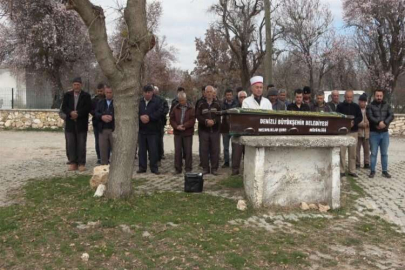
[
  {"left": 312, "top": 91, "right": 330, "bottom": 112},
  {"left": 366, "top": 90, "right": 394, "bottom": 178}
]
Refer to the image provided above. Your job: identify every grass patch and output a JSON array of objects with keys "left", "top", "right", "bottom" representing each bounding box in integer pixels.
[
  {"left": 0, "top": 175, "right": 403, "bottom": 269},
  {"left": 219, "top": 175, "right": 244, "bottom": 189}
]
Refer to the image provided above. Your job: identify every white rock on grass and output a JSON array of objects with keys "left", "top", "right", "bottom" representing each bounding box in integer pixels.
[
  {"left": 81, "top": 253, "right": 89, "bottom": 262},
  {"left": 119, "top": 224, "right": 132, "bottom": 234},
  {"left": 237, "top": 200, "right": 247, "bottom": 211},
  {"left": 300, "top": 202, "right": 310, "bottom": 210},
  {"left": 94, "top": 184, "right": 106, "bottom": 197},
  {"left": 142, "top": 231, "right": 151, "bottom": 238},
  {"left": 90, "top": 165, "right": 109, "bottom": 190},
  {"left": 318, "top": 204, "right": 331, "bottom": 213}
]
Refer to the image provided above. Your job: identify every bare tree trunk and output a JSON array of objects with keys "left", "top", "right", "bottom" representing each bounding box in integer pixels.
[
  {"left": 264, "top": 0, "right": 273, "bottom": 87},
  {"left": 108, "top": 82, "right": 140, "bottom": 198},
  {"left": 49, "top": 67, "right": 64, "bottom": 109},
  {"left": 68, "top": 0, "right": 154, "bottom": 199}
]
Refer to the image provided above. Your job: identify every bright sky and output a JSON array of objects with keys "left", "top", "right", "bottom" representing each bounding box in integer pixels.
[{"left": 92, "top": 0, "right": 345, "bottom": 72}]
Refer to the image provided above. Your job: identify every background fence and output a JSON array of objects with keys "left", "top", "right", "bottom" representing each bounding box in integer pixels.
[{"left": 0, "top": 87, "right": 54, "bottom": 109}]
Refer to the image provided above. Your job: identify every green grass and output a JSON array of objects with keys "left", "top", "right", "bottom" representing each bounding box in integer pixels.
[
  {"left": 0, "top": 175, "right": 403, "bottom": 269},
  {"left": 219, "top": 174, "right": 244, "bottom": 189}
]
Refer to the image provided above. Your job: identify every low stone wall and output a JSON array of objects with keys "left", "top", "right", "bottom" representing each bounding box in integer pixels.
[
  {"left": 0, "top": 109, "right": 65, "bottom": 130},
  {"left": 390, "top": 114, "right": 405, "bottom": 136},
  {"left": 1, "top": 110, "right": 404, "bottom": 136}
]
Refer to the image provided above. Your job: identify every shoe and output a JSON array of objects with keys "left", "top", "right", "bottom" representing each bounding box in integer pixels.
[
  {"left": 68, "top": 164, "right": 78, "bottom": 171},
  {"left": 78, "top": 165, "right": 87, "bottom": 172},
  {"left": 222, "top": 163, "right": 230, "bottom": 168},
  {"left": 152, "top": 171, "right": 161, "bottom": 175},
  {"left": 175, "top": 170, "right": 182, "bottom": 174},
  {"left": 231, "top": 170, "right": 240, "bottom": 176},
  {"left": 364, "top": 164, "right": 370, "bottom": 169},
  {"left": 369, "top": 171, "right": 375, "bottom": 178},
  {"left": 211, "top": 170, "right": 219, "bottom": 176},
  {"left": 202, "top": 170, "right": 210, "bottom": 176},
  {"left": 340, "top": 173, "right": 345, "bottom": 177},
  {"left": 356, "top": 164, "right": 360, "bottom": 169},
  {"left": 97, "top": 160, "right": 101, "bottom": 165},
  {"left": 161, "top": 155, "right": 166, "bottom": 160},
  {"left": 136, "top": 169, "right": 146, "bottom": 174},
  {"left": 382, "top": 171, "right": 391, "bottom": 178},
  {"left": 348, "top": 173, "right": 358, "bottom": 178}
]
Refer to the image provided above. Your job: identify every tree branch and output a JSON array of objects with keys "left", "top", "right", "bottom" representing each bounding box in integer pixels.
[
  {"left": 124, "top": 0, "right": 155, "bottom": 55},
  {"left": 68, "top": 0, "right": 121, "bottom": 80}
]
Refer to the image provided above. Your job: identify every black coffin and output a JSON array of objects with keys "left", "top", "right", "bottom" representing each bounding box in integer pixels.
[{"left": 227, "top": 108, "right": 353, "bottom": 136}]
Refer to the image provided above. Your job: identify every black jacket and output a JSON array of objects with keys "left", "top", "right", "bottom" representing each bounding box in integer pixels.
[
  {"left": 95, "top": 99, "right": 115, "bottom": 131},
  {"left": 327, "top": 101, "right": 340, "bottom": 112},
  {"left": 366, "top": 100, "right": 394, "bottom": 133},
  {"left": 336, "top": 101, "right": 363, "bottom": 132},
  {"left": 287, "top": 103, "right": 311, "bottom": 112},
  {"left": 61, "top": 90, "right": 92, "bottom": 133},
  {"left": 139, "top": 96, "right": 163, "bottom": 135},
  {"left": 155, "top": 95, "right": 169, "bottom": 128},
  {"left": 91, "top": 94, "right": 105, "bottom": 126}
]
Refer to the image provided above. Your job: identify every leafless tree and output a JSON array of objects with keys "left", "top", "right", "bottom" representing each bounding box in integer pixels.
[
  {"left": 65, "top": 0, "right": 155, "bottom": 198},
  {"left": 343, "top": 0, "right": 405, "bottom": 101},
  {"left": 279, "top": 0, "right": 333, "bottom": 91},
  {"left": 210, "top": 0, "right": 282, "bottom": 89}
]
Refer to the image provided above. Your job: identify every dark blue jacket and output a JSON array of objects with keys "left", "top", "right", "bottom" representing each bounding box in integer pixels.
[
  {"left": 139, "top": 96, "right": 163, "bottom": 135},
  {"left": 95, "top": 99, "right": 115, "bottom": 131}
]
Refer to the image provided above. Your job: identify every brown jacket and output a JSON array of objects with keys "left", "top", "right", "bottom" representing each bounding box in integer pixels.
[
  {"left": 358, "top": 108, "right": 370, "bottom": 139},
  {"left": 170, "top": 103, "right": 196, "bottom": 136}
]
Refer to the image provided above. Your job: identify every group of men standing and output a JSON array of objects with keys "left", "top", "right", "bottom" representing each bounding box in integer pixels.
[{"left": 60, "top": 75, "right": 394, "bottom": 180}]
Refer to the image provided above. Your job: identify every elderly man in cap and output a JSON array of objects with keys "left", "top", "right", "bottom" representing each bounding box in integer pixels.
[
  {"left": 61, "top": 77, "right": 92, "bottom": 171},
  {"left": 242, "top": 76, "right": 272, "bottom": 110},
  {"left": 170, "top": 92, "right": 196, "bottom": 174},
  {"left": 268, "top": 87, "right": 286, "bottom": 111},
  {"left": 196, "top": 85, "right": 222, "bottom": 175},
  {"left": 137, "top": 85, "right": 163, "bottom": 175},
  {"left": 303, "top": 86, "right": 314, "bottom": 110},
  {"left": 287, "top": 89, "right": 311, "bottom": 111},
  {"left": 356, "top": 93, "right": 370, "bottom": 169},
  {"left": 337, "top": 90, "right": 363, "bottom": 178}
]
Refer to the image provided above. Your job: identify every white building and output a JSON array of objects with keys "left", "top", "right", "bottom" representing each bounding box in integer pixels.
[{"left": 0, "top": 67, "right": 27, "bottom": 109}]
